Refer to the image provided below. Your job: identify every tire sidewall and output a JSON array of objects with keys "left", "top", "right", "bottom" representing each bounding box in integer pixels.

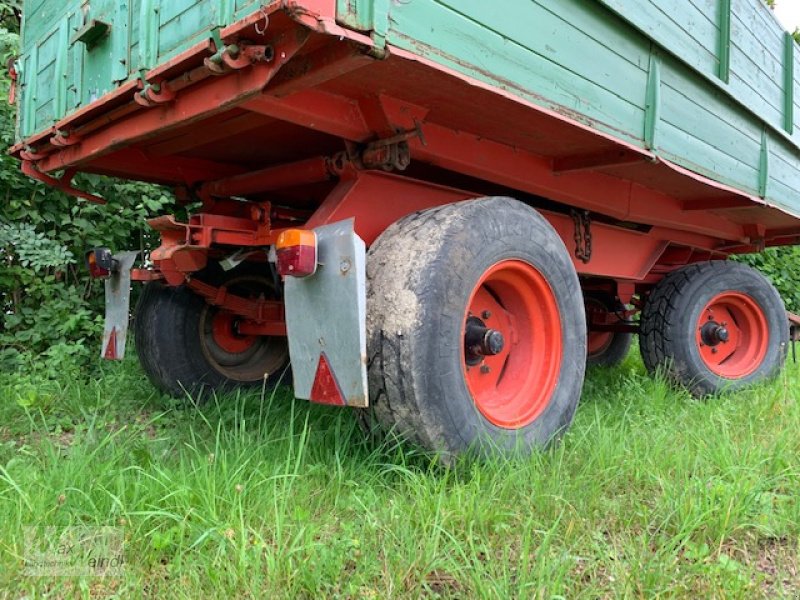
[{"left": 668, "top": 265, "right": 788, "bottom": 393}]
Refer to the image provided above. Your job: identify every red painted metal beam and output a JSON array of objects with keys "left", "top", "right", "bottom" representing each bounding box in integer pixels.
[
  {"left": 89, "top": 149, "right": 247, "bottom": 185},
  {"left": 305, "top": 170, "right": 674, "bottom": 280},
  {"left": 201, "top": 156, "right": 335, "bottom": 198},
  {"left": 682, "top": 197, "right": 756, "bottom": 211},
  {"left": 305, "top": 170, "right": 471, "bottom": 244},
  {"left": 146, "top": 112, "right": 268, "bottom": 156},
  {"left": 552, "top": 149, "right": 647, "bottom": 174},
  {"left": 407, "top": 122, "right": 746, "bottom": 243},
  {"left": 33, "top": 28, "right": 310, "bottom": 173},
  {"left": 21, "top": 162, "right": 106, "bottom": 204},
  {"left": 243, "top": 89, "right": 371, "bottom": 141},
  {"left": 241, "top": 89, "right": 745, "bottom": 244},
  {"left": 267, "top": 41, "right": 374, "bottom": 97}
]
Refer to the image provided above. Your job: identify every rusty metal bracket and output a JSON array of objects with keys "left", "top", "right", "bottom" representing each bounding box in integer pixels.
[
  {"left": 134, "top": 81, "right": 176, "bottom": 108},
  {"left": 571, "top": 209, "right": 593, "bottom": 264},
  {"left": 186, "top": 277, "right": 285, "bottom": 326},
  {"left": 358, "top": 121, "right": 426, "bottom": 172},
  {"left": 21, "top": 162, "right": 106, "bottom": 204},
  {"left": 50, "top": 130, "right": 82, "bottom": 147},
  {"left": 204, "top": 42, "right": 275, "bottom": 75}
]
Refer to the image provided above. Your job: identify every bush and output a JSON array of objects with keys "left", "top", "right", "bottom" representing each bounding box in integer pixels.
[
  {"left": 735, "top": 247, "right": 800, "bottom": 314},
  {"left": 0, "top": 18, "right": 173, "bottom": 375}
]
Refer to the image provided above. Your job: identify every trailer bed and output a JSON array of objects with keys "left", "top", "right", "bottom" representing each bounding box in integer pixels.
[{"left": 11, "top": 0, "right": 800, "bottom": 249}]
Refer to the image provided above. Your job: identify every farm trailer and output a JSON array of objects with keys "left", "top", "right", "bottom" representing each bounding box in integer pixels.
[{"left": 10, "top": 0, "right": 800, "bottom": 456}]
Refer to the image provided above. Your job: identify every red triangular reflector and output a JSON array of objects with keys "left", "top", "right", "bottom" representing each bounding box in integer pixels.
[
  {"left": 103, "top": 327, "right": 118, "bottom": 360},
  {"left": 309, "top": 352, "right": 347, "bottom": 406}
]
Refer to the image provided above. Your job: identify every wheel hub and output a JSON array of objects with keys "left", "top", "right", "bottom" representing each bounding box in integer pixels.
[
  {"left": 461, "top": 260, "right": 563, "bottom": 430},
  {"left": 695, "top": 291, "right": 768, "bottom": 379},
  {"left": 464, "top": 316, "right": 505, "bottom": 365},
  {"left": 700, "top": 321, "right": 730, "bottom": 347}
]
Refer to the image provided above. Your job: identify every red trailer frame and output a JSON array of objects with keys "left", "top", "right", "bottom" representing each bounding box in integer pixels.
[{"left": 11, "top": 2, "right": 797, "bottom": 454}]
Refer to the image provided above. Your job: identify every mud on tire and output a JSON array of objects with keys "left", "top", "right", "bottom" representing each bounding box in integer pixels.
[{"left": 365, "top": 197, "right": 587, "bottom": 457}]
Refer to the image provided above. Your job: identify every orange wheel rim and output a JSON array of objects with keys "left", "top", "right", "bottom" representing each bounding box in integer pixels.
[
  {"left": 695, "top": 291, "right": 768, "bottom": 379},
  {"left": 461, "top": 260, "right": 563, "bottom": 430}
]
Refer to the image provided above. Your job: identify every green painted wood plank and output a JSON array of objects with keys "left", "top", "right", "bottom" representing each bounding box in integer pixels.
[{"left": 759, "top": 128, "right": 770, "bottom": 198}]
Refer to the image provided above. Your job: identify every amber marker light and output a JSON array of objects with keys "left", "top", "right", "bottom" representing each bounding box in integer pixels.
[
  {"left": 275, "top": 229, "right": 318, "bottom": 278},
  {"left": 85, "top": 247, "right": 116, "bottom": 279}
]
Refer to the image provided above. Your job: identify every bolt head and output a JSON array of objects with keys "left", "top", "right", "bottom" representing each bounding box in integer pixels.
[
  {"left": 482, "top": 310, "right": 492, "bottom": 320},
  {"left": 480, "top": 365, "right": 490, "bottom": 374},
  {"left": 485, "top": 331, "right": 505, "bottom": 355}
]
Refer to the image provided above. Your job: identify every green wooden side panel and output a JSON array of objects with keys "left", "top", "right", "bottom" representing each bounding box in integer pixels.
[
  {"left": 343, "top": 0, "right": 800, "bottom": 218},
  {"left": 337, "top": 0, "right": 375, "bottom": 32},
  {"left": 16, "top": 0, "right": 260, "bottom": 138},
  {"left": 16, "top": 0, "right": 800, "bottom": 218}
]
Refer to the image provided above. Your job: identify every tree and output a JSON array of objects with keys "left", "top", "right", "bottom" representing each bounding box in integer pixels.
[{"left": 0, "top": 3, "right": 173, "bottom": 376}]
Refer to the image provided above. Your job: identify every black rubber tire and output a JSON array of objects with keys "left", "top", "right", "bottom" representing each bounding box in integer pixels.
[
  {"left": 366, "top": 197, "right": 586, "bottom": 457},
  {"left": 134, "top": 264, "right": 290, "bottom": 398},
  {"left": 640, "top": 261, "right": 788, "bottom": 397},
  {"left": 585, "top": 294, "right": 633, "bottom": 367}
]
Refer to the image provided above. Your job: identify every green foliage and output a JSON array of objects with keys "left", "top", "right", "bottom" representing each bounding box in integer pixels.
[
  {"left": 1, "top": 355, "right": 799, "bottom": 596},
  {"left": 764, "top": 0, "right": 800, "bottom": 42},
  {"left": 736, "top": 246, "right": 800, "bottom": 313},
  {"left": 0, "top": 9, "right": 173, "bottom": 374}
]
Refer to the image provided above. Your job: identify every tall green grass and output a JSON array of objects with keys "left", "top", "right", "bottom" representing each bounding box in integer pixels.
[{"left": 1, "top": 351, "right": 798, "bottom": 598}]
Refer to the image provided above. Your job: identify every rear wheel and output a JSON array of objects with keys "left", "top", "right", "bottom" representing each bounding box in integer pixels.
[
  {"left": 585, "top": 294, "right": 633, "bottom": 367},
  {"left": 640, "top": 261, "right": 788, "bottom": 396},
  {"left": 134, "top": 264, "right": 290, "bottom": 398},
  {"left": 366, "top": 197, "right": 586, "bottom": 457}
]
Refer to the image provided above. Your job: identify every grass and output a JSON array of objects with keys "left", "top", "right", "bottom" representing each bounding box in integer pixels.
[{"left": 0, "top": 350, "right": 798, "bottom": 598}]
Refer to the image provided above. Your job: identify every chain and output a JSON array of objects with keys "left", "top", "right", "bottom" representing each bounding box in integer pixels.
[
  {"left": 255, "top": 6, "right": 270, "bottom": 36},
  {"left": 571, "top": 210, "right": 592, "bottom": 264}
]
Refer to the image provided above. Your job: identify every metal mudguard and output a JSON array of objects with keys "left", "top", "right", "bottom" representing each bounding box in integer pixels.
[
  {"left": 100, "top": 252, "right": 138, "bottom": 360},
  {"left": 284, "top": 220, "right": 368, "bottom": 407}
]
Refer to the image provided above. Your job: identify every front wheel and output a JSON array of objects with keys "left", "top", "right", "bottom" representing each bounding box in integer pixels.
[
  {"left": 366, "top": 197, "right": 586, "bottom": 457},
  {"left": 640, "top": 261, "right": 788, "bottom": 396},
  {"left": 134, "top": 266, "right": 290, "bottom": 398}
]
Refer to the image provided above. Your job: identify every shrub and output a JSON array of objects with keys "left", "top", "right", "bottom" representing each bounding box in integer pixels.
[{"left": 0, "top": 19, "right": 173, "bottom": 375}]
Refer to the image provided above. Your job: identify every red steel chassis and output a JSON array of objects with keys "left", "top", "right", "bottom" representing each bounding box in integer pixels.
[{"left": 12, "top": 2, "right": 800, "bottom": 339}]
